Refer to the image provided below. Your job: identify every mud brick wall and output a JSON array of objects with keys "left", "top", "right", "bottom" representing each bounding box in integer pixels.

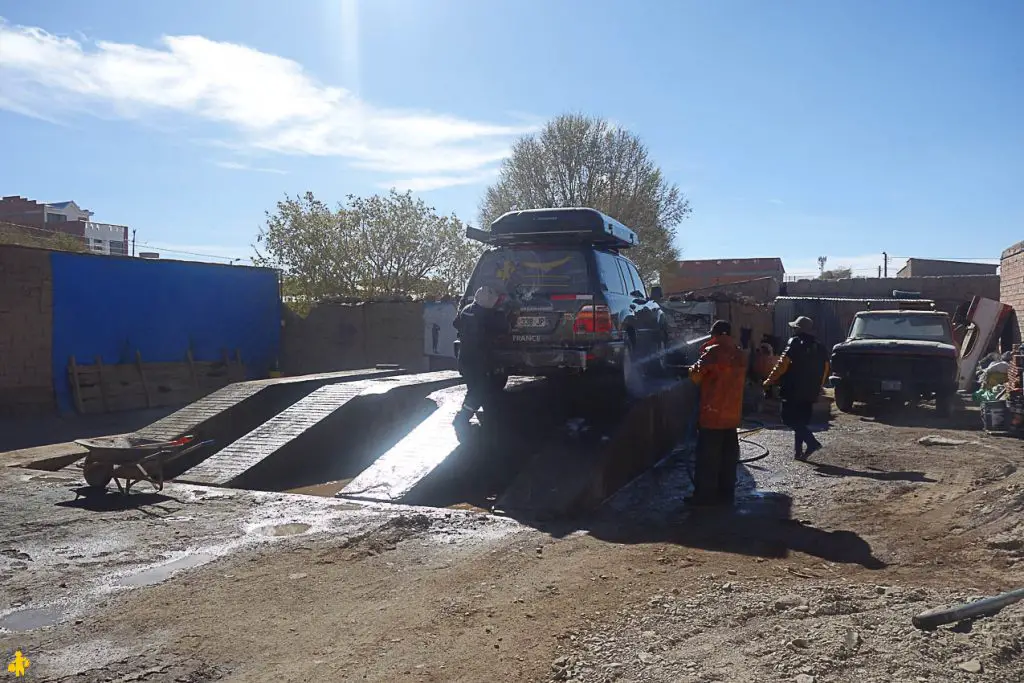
[
  {"left": 0, "top": 245, "right": 55, "bottom": 415},
  {"left": 1001, "top": 241, "right": 1024, "bottom": 339},
  {"left": 282, "top": 302, "right": 428, "bottom": 375},
  {"left": 784, "top": 274, "right": 1000, "bottom": 316}
]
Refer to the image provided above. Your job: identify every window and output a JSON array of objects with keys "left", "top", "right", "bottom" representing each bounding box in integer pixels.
[
  {"left": 469, "top": 247, "right": 590, "bottom": 297},
  {"left": 619, "top": 259, "right": 646, "bottom": 298},
  {"left": 46, "top": 213, "right": 67, "bottom": 223},
  {"left": 850, "top": 315, "right": 952, "bottom": 343},
  {"left": 594, "top": 251, "right": 626, "bottom": 294}
]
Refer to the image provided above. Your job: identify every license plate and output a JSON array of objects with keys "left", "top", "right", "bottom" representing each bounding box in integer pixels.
[
  {"left": 881, "top": 380, "right": 902, "bottom": 391},
  {"left": 515, "top": 316, "right": 547, "bottom": 329}
]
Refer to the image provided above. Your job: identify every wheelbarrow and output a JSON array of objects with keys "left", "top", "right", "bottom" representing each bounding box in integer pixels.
[{"left": 72, "top": 434, "right": 214, "bottom": 494}]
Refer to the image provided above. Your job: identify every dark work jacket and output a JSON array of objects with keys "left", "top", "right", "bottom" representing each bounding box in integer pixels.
[
  {"left": 454, "top": 302, "right": 508, "bottom": 373},
  {"left": 779, "top": 333, "right": 828, "bottom": 403}
]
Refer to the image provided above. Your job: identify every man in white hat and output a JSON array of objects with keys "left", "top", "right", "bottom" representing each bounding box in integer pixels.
[
  {"left": 764, "top": 316, "right": 830, "bottom": 461},
  {"left": 452, "top": 285, "right": 510, "bottom": 434}
]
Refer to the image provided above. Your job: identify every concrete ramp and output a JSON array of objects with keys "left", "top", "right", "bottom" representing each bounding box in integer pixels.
[
  {"left": 496, "top": 380, "right": 696, "bottom": 519},
  {"left": 176, "top": 372, "right": 461, "bottom": 488},
  {"left": 135, "top": 368, "right": 405, "bottom": 475},
  {"left": 337, "top": 378, "right": 557, "bottom": 505}
]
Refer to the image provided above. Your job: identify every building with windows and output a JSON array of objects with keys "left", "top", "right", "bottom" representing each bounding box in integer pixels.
[{"left": 0, "top": 196, "right": 129, "bottom": 255}]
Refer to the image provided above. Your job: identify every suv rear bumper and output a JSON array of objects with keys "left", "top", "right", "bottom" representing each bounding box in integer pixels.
[{"left": 492, "top": 342, "right": 623, "bottom": 375}]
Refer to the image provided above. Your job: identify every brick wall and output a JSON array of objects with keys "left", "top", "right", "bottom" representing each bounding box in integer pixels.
[
  {"left": 783, "top": 274, "right": 1000, "bottom": 316},
  {"left": 1001, "top": 241, "right": 1024, "bottom": 339},
  {"left": 666, "top": 276, "right": 780, "bottom": 302},
  {"left": 281, "top": 301, "right": 428, "bottom": 375},
  {"left": 0, "top": 245, "right": 55, "bottom": 415}
]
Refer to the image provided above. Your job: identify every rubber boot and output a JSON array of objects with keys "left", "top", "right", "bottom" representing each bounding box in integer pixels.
[{"left": 794, "top": 433, "right": 806, "bottom": 461}]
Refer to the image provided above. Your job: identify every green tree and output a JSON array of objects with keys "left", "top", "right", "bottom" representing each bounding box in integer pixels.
[
  {"left": 820, "top": 266, "right": 853, "bottom": 280},
  {"left": 479, "top": 113, "right": 690, "bottom": 282},
  {"left": 255, "top": 190, "right": 480, "bottom": 308}
]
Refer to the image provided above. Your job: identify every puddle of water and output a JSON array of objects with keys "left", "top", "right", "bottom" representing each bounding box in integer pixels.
[
  {"left": 258, "top": 522, "right": 312, "bottom": 537},
  {"left": 287, "top": 479, "right": 354, "bottom": 498},
  {"left": 114, "top": 552, "right": 215, "bottom": 588},
  {"left": 0, "top": 606, "right": 63, "bottom": 632}
]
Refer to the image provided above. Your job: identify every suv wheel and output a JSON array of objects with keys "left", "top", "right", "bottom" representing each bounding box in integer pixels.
[
  {"left": 646, "top": 332, "right": 668, "bottom": 378},
  {"left": 834, "top": 385, "right": 854, "bottom": 412},
  {"left": 935, "top": 392, "right": 955, "bottom": 418},
  {"left": 621, "top": 336, "right": 644, "bottom": 398}
]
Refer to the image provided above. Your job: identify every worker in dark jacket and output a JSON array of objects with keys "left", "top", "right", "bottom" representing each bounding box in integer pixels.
[
  {"left": 764, "top": 316, "right": 830, "bottom": 461},
  {"left": 453, "top": 286, "right": 509, "bottom": 434},
  {"left": 687, "top": 320, "right": 747, "bottom": 506}
]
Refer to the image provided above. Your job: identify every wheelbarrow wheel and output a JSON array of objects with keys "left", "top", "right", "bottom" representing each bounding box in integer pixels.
[{"left": 83, "top": 460, "right": 114, "bottom": 490}]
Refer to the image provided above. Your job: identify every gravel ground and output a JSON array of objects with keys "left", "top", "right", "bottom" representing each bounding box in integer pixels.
[{"left": 2, "top": 402, "right": 1022, "bottom": 682}]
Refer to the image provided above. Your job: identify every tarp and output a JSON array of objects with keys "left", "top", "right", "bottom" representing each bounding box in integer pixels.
[{"left": 50, "top": 252, "right": 280, "bottom": 413}]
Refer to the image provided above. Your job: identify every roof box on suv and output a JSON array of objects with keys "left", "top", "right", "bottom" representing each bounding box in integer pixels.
[{"left": 468, "top": 207, "right": 639, "bottom": 250}]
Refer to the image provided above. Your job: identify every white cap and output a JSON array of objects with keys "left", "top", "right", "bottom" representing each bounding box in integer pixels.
[{"left": 474, "top": 286, "right": 499, "bottom": 309}]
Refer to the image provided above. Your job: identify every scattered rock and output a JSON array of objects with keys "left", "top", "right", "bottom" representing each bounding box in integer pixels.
[
  {"left": 844, "top": 629, "right": 862, "bottom": 650},
  {"left": 287, "top": 572, "right": 308, "bottom": 581},
  {"left": 958, "top": 660, "right": 984, "bottom": 674},
  {"left": 775, "top": 595, "right": 809, "bottom": 612},
  {"left": 788, "top": 638, "right": 811, "bottom": 650},
  {"left": 794, "top": 675, "right": 817, "bottom": 683},
  {"left": 637, "top": 651, "right": 660, "bottom": 665},
  {"left": 918, "top": 435, "right": 969, "bottom": 447}
]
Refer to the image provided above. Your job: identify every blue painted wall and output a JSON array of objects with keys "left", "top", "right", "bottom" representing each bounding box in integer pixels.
[{"left": 51, "top": 252, "right": 280, "bottom": 413}]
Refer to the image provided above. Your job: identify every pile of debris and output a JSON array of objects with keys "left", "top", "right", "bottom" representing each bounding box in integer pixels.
[{"left": 973, "top": 346, "right": 1024, "bottom": 436}]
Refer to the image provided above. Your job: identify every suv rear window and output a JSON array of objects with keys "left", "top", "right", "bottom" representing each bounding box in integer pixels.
[
  {"left": 850, "top": 314, "right": 952, "bottom": 343},
  {"left": 469, "top": 248, "right": 590, "bottom": 298}
]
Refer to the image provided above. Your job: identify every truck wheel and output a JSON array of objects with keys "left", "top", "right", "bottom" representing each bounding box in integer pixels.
[
  {"left": 834, "top": 385, "right": 854, "bottom": 413},
  {"left": 935, "top": 393, "right": 955, "bottom": 418}
]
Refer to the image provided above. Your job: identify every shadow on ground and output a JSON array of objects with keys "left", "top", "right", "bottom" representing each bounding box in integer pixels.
[
  {"left": 0, "top": 407, "right": 176, "bottom": 452},
  {"left": 56, "top": 487, "right": 183, "bottom": 517},
  {"left": 810, "top": 462, "right": 936, "bottom": 483},
  {"left": 851, "top": 401, "right": 981, "bottom": 431},
  {"left": 504, "top": 444, "right": 888, "bottom": 570}
]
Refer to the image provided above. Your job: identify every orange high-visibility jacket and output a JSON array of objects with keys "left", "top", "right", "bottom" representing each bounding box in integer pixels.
[{"left": 689, "top": 335, "right": 747, "bottom": 430}]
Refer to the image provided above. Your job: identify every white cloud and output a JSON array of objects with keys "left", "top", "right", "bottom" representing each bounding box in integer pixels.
[
  {"left": 214, "top": 160, "right": 288, "bottom": 175},
  {"left": 0, "top": 18, "right": 535, "bottom": 184},
  {"left": 382, "top": 168, "right": 500, "bottom": 192}
]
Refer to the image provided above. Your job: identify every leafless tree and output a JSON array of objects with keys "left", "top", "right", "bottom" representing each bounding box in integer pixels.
[{"left": 479, "top": 113, "right": 691, "bottom": 282}]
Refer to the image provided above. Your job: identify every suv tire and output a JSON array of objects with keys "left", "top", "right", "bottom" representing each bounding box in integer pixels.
[
  {"left": 620, "top": 335, "right": 645, "bottom": 398},
  {"left": 935, "top": 392, "right": 955, "bottom": 418},
  {"left": 834, "top": 385, "right": 854, "bottom": 413}
]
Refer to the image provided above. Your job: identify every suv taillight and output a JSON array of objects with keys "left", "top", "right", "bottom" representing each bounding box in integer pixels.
[{"left": 574, "top": 305, "right": 613, "bottom": 334}]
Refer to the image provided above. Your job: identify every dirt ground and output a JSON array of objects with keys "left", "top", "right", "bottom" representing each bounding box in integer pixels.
[{"left": 1, "top": 404, "right": 1022, "bottom": 683}]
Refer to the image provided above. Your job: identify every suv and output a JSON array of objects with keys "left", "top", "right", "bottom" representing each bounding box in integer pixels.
[
  {"left": 829, "top": 309, "right": 959, "bottom": 416},
  {"left": 457, "top": 208, "right": 670, "bottom": 395}
]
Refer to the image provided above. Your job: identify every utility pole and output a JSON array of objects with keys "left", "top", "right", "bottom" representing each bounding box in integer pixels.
[
  {"left": 817, "top": 256, "right": 827, "bottom": 277},
  {"left": 878, "top": 265, "right": 882, "bottom": 278},
  {"left": 882, "top": 251, "right": 888, "bottom": 278},
  {"left": 131, "top": 229, "right": 137, "bottom": 257}
]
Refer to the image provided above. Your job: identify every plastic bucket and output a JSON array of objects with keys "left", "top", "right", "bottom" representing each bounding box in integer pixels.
[{"left": 981, "top": 400, "right": 1008, "bottom": 431}]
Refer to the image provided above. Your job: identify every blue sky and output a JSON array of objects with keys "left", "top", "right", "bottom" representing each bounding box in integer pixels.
[{"left": 0, "top": 0, "right": 1020, "bottom": 278}]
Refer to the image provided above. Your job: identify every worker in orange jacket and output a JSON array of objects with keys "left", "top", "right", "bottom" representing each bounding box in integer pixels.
[{"left": 687, "top": 320, "right": 748, "bottom": 506}]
